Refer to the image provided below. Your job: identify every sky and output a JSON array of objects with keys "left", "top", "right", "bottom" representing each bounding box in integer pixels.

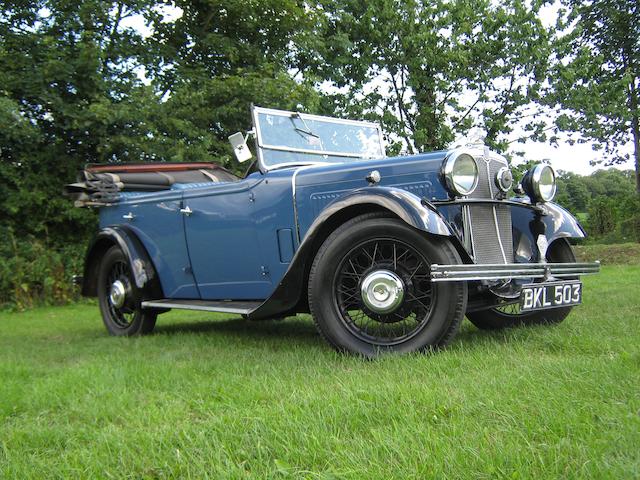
[{"left": 123, "top": 3, "right": 633, "bottom": 175}]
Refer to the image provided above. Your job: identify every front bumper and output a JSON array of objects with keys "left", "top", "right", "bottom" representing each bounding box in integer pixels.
[{"left": 430, "top": 261, "right": 600, "bottom": 282}]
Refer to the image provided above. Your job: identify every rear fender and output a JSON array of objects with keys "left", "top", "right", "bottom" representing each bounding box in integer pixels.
[{"left": 81, "top": 226, "right": 163, "bottom": 299}]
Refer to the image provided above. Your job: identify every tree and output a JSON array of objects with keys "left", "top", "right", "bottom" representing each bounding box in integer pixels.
[
  {"left": 0, "top": 0, "right": 161, "bottom": 242},
  {"left": 0, "top": 0, "right": 319, "bottom": 243},
  {"left": 548, "top": 0, "right": 640, "bottom": 193},
  {"left": 301, "top": 0, "right": 552, "bottom": 155},
  {"left": 587, "top": 196, "right": 617, "bottom": 236},
  {"left": 143, "top": 0, "right": 322, "bottom": 172}
]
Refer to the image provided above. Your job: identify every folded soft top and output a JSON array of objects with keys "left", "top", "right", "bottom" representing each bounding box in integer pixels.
[{"left": 65, "top": 162, "right": 240, "bottom": 207}]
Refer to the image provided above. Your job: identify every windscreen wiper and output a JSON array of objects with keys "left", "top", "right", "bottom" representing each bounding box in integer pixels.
[{"left": 290, "top": 112, "right": 319, "bottom": 138}]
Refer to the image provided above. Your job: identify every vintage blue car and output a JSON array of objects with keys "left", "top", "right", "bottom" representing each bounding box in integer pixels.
[{"left": 67, "top": 106, "right": 600, "bottom": 356}]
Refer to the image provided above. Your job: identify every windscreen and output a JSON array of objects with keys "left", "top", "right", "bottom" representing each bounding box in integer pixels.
[{"left": 254, "top": 109, "right": 384, "bottom": 169}]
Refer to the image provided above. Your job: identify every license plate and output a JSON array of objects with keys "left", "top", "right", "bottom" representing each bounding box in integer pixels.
[{"left": 520, "top": 281, "right": 582, "bottom": 312}]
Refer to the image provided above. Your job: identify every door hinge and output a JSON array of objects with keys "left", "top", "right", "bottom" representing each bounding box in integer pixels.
[
  {"left": 260, "top": 265, "right": 269, "bottom": 277},
  {"left": 249, "top": 192, "right": 256, "bottom": 203}
]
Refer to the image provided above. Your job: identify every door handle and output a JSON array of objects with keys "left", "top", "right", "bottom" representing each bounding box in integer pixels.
[
  {"left": 180, "top": 206, "right": 193, "bottom": 216},
  {"left": 123, "top": 212, "right": 135, "bottom": 220}
]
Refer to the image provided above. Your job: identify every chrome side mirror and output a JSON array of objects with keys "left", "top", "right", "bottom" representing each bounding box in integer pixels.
[{"left": 228, "top": 132, "right": 253, "bottom": 163}]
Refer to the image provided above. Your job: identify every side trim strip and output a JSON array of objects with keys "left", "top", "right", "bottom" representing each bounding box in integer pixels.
[{"left": 142, "top": 300, "right": 261, "bottom": 314}]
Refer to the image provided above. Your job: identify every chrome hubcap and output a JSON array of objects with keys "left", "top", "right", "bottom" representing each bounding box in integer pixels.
[
  {"left": 360, "top": 270, "right": 405, "bottom": 313},
  {"left": 109, "top": 280, "right": 126, "bottom": 309}
]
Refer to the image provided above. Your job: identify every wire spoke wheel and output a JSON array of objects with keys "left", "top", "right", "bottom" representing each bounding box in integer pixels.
[
  {"left": 97, "top": 246, "right": 157, "bottom": 336},
  {"left": 334, "top": 238, "right": 436, "bottom": 346},
  {"left": 309, "top": 213, "right": 466, "bottom": 356},
  {"left": 493, "top": 301, "right": 522, "bottom": 316},
  {"left": 105, "top": 260, "right": 137, "bottom": 329}
]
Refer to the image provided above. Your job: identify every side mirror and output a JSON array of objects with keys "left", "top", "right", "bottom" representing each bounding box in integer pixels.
[{"left": 228, "top": 132, "right": 253, "bottom": 163}]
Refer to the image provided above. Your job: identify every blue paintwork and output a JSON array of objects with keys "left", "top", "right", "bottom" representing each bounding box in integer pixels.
[
  {"left": 96, "top": 150, "right": 586, "bottom": 303},
  {"left": 99, "top": 190, "right": 199, "bottom": 299}
]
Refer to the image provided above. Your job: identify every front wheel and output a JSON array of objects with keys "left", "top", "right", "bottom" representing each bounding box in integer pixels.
[
  {"left": 467, "top": 239, "right": 577, "bottom": 330},
  {"left": 97, "top": 246, "right": 157, "bottom": 336},
  {"left": 308, "top": 213, "right": 467, "bottom": 357}
]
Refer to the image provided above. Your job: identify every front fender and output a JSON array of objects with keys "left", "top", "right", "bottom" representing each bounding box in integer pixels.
[
  {"left": 542, "top": 202, "right": 586, "bottom": 243},
  {"left": 301, "top": 187, "right": 452, "bottom": 240},
  {"left": 511, "top": 199, "right": 586, "bottom": 263},
  {"left": 81, "top": 225, "right": 163, "bottom": 298},
  {"left": 248, "top": 187, "right": 452, "bottom": 320}
]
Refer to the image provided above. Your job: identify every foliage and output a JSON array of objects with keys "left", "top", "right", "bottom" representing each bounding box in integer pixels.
[
  {"left": 1, "top": 267, "right": 639, "bottom": 478},
  {"left": 303, "top": 0, "right": 552, "bottom": 154},
  {"left": 0, "top": 0, "right": 320, "bottom": 246},
  {"left": 0, "top": 228, "right": 85, "bottom": 310},
  {"left": 547, "top": 0, "right": 640, "bottom": 192},
  {"left": 552, "top": 168, "right": 639, "bottom": 243}
]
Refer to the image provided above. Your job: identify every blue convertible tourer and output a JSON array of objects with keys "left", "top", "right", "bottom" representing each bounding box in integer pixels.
[{"left": 67, "top": 106, "right": 599, "bottom": 356}]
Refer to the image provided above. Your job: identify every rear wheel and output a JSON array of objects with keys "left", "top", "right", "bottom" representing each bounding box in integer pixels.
[
  {"left": 97, "top": 246, "right": 157, "bottom": 336},
  {"left": 308, "top": 213, "right": 467, "bottom": 357},
  {"left": 467, "top": 239, "right": 577, "bottom": 330}
]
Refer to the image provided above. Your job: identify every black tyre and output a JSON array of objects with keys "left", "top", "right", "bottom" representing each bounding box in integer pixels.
[
  {"left": 97, "top": 246, "right": 157, "bottom": 336},
  {"left": 467, "top": 239, "right": 577, "bottom": 330},
  {"left": 308, "top": 213, "right": 467, "bottom": 357}
]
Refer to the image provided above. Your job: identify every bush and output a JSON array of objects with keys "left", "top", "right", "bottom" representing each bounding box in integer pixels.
[
  {"left": 583, "top": 194, "right": 640, "bottom": 244},
  {"left": 0, "top": 228, "right": 86, "bottom": 310}
]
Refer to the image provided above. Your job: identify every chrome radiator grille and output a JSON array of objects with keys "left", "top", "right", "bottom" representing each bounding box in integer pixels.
[{"left": 466, "top": 155, "right": 514, "bottom": 264}]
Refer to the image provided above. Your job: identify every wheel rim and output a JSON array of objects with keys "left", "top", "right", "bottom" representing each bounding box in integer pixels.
[
  {"left": 493, "top": 302, "right": 524, "bottom": 316},
  {"left": 105, "top": 260, "right": 138, "bottom": 329},
  {"left": 333, "top": 238, "right": 436, "bottom": 346}
]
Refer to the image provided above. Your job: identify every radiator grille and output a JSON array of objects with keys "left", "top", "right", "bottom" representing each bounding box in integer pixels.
[{"left": 466, "top": 156, "right": 514, "bottom": 264}]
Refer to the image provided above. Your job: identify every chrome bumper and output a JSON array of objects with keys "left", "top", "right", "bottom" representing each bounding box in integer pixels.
[{"left": 430, "top": 262, "right": 600, "bottom": 282}]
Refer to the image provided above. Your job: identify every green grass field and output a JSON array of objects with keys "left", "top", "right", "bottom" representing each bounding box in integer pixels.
[{"left": 1, "top": 266, "right": 639, "bottom": 479}]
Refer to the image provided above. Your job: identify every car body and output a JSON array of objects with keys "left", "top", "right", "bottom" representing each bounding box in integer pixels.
[{"left": 69, "top": 106, "right": 600, "bottom": 356}]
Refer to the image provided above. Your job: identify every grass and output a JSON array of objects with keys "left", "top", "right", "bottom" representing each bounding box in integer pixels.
[
  {"left": 1, "top": 267, "right": 639, "bottom": 479},
  {"left": 575, "top": 242, "right": 640, "bottom": 265}
]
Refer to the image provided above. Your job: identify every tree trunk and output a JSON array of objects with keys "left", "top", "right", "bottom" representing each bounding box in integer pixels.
[
  {"left": 632, "top": 104, "right": 640, "bottom": 194},
  {"left": 633, "top": 117, "right": 640, "bottom": 195},
  {"left": 629, "top": 77, "right": 640, "bottom": 194}
]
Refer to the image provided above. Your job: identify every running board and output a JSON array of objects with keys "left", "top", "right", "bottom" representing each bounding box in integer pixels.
[
  {"left": 141, "top": 299, "right": 262, "bottom": 314},
  {"left": 430, "top": 261, "right": 601, "bottom": 282}
]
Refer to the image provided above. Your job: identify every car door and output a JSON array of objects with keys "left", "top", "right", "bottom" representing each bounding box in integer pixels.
[
  {"left": 181, "top": 178, "right": 273, "bottom": 300},
  {"left": 100, "top": 192, "right": 200, "bottom": 299}
]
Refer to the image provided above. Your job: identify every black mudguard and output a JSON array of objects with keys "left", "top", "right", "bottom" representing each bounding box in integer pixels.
[{"left": 81, "top": 226, "right": 163, "bottom": 299}]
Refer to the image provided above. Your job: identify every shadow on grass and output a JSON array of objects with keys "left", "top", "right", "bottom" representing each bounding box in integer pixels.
[
  {"left": 153, "top": 313, "right": 540, "bottom": 354},
  {"left": 154, "top": 315, "right": 321, "bottom": 346}
]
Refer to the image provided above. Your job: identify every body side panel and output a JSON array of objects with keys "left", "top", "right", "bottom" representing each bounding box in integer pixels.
[
  {"left": 293, "top": 153, "right": 449, "bottom": 239},
  {"left": 99, "top": 191, "right": 199, "bottom": 298},
  {"left": 181, "top": 175, "right": 272, "bottom": 300}
]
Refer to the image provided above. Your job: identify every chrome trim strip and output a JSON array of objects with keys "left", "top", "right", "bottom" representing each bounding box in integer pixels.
[
  {"left": 291, "top": 164, "right": 331, "bottom": 244},
  {"left": 262, "top": 144, "right": 368, "bottom": 158},
  {"left": 461, "top": 204, "right": 476, "bottom": 259},
  {"left": 433, "top": 198, "right": 541, "bottom": 208},
  {"left": 430, "top": 262, "right": 600, "bottom": 282},
  {"left": 141, "top": 300, "right": 260, "bottom": 314},
  {"left": 492, "top": 205, "right": 508, "bottom": 264}
]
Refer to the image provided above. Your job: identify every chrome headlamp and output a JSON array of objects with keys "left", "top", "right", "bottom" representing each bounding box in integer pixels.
[
  {"left": 521, "top": 164, "right": 556, "bottom": 202},
  {"left": 495, "top": 167, "right": 514, "bottom": 193},
  {"left": 443, "top": 150, "right": 479, "bottom": 197}
]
